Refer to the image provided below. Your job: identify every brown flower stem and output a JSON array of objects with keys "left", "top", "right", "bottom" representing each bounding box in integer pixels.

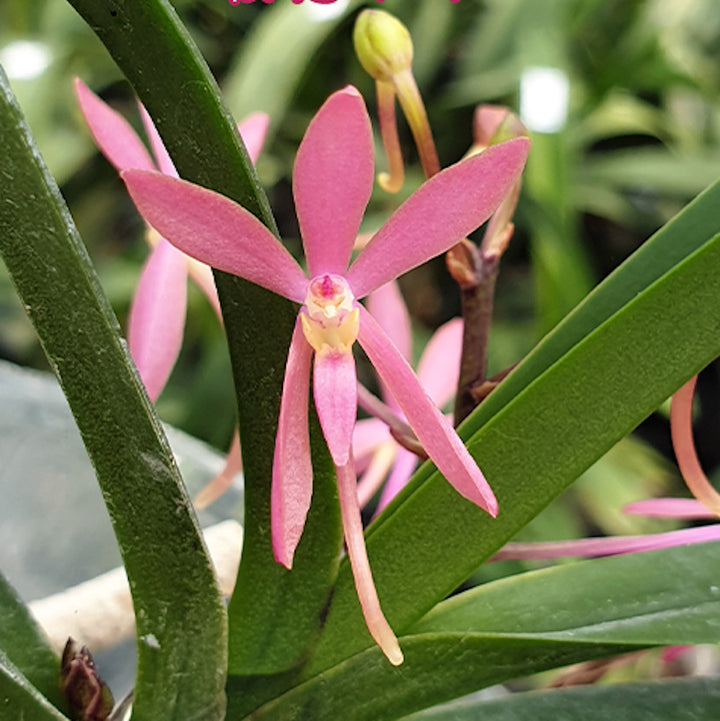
[{"left": 453, "top": 249, "right": 500, "bottom": 426}]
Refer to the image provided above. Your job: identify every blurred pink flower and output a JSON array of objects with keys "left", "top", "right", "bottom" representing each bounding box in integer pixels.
[
  {"left": 75, "top": 78, "right": 269, "bottom": 401},
  {"left": 121, "top": 85, "right": 529, "bottom": 664},
  {"left": 355, "top": 280, "right": 463, "bottom": 511}
]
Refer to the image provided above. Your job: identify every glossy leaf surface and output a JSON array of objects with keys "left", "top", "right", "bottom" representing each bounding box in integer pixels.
[{"left": 242, "top": 543, "right": 720, "bottom": 720}]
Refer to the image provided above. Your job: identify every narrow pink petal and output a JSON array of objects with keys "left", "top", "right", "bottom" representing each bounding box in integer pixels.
[
  {"left": 185, "top": 258, "right": 222, "bottom": 322},
  {"left": 375, "top": 446, "right": 419, "bottom": 512},
  {"left": 193, "top": 429, "right": 243, "bottom": 510},
  {"left": 293, "top": 86, "right": 374, "bottom": 277},
  {"left": 272, "top": 318, "right": 313, "bottom": 568},
  {"left": 623, "top": 498, "right": 717, "bottom": 519},
  {"left": 367, "top": 282, "right": 411, "bottom": 410},
  {"left": 74, "top": 78, "right": 156, "bottom": 173},
  {"left": 473, "top": 105, "right": 513, "bottom": 148},
  {"left": 357, "top": 306, "right": 497, "bottom": 515},
  {"left": 137, "top": 102, "right": 177, "bottom": 177},
  {"left": 347, "top": 138, "right": 530, "bottom": 298},
  {"left": 336, "top": 459, "right": 403, "bottom": 666},
  {"left": 128, "top": 239, "right": 188, "bottom": 402},
  {"left": 357, "top": 441, "right": 397, "bottom": 509},
  {"left": 122, "top": 170, "right": 308, "bottom": 302},
  {"left": 353, "top": 417, "right": 392, "bottom": 464},
  {"left": 662, "top": 646, "right": 692, "bottom": 663},
  {"left": 366, "top": 281, "right": 412, "bottom": 361},
  {"left": 493, "top": 525, "right": 720, "bottom": 561},
  {"left": 671, "top": 376, "right": 720, "bottom": 516},
  {"left": 238, "top": 112, "right": 270, "bottom": 165},
  {"left": 416, "top": 318, "right": 463, "bottom": 408},
  {"left": 313, "top": 346, "right": 357, "bottom": 467}
]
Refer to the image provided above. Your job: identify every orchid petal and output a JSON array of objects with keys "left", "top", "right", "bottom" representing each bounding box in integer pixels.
[
  {"left": 493, "top": 525, "right": 720, "bottom": 561},
  {"left": 416, "top": 318, "right": 463, "bottom": 408},
  {"left": 366, "top": 282, "right": 412, "bottom": 362},
  {"left": 335, "top": 459, "right": 403, "bottom": 666},
  {"left": 74, "top": 78, "right": 156, "bottom": 173},
  {"left": 357, "top": 306, "right": 497, "bottom": 515},
  {"left": 122, "top": 170, "right": 308, "bottom": 302},
  {"left": 128, "top": 238, "right": 188, "bottom": 402},
  {"left": 313, "top": 346, "right": 357, "bottom": 467},
  {"left": 347, "top": 138, "right": 530, "bottom": 298},
  {"left": 272, "top": 317, "right": 313, "bottom": 568},
  {"left": 238, "top": 112, "right": 270, "bottom": 166},
  {"left": 623, "top": 498, "right": 717, "bottom": 519},
  {"left": 473, "top": 105, "right": 514, "bottom": 148},
  {"left": 353, "top": 417, "right": 392, "bottom": 464},
  {"left": 367, "top": 281, "right": 411, "bottom": 409},
  {"left": 357, "top": 441, "right": 397, "bottom": 509},
  {"left": 376, "top": 446, "right": 419, "bottom": 512},
  {"left": 193, "top": 430, "right": 243, "bottom": 510},
  {"left": 294, "top": 86, "right": 374, "bottom": 277},
  {"left": 137, "top": 102, "right": 177, "bottom": 176},
  {"left": 185, "top": 257, "right": 222, "bottom": 321}
]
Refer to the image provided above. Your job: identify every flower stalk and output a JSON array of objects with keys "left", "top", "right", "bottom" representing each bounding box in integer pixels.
[{"left": 353, "top": 11, "right": 529, "bottom": 425}]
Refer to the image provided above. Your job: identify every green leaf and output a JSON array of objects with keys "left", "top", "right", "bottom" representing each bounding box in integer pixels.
[
  {"left": 239, "top": 542, "right": 720, "bottom": 721},
  {"left": 309, "top": 180, "right": 720, "bottom": 670},
  {"left": 407, "top": 677, "right": 720, "bottom": 721},
  {"left": 0, "top": 571, "right": 63, "bottom": 711},
  {"left": 65, "top": 0, "right": 343, "bottom": 676},
  {"left": 224, "top": 0, "right": 363, "bottom": 139},
  {"left": 0, "top": 67, "right": 225, "bottom": 720},
  {"left": 0, "top": 650, "right": 69, "bottom": 721}
]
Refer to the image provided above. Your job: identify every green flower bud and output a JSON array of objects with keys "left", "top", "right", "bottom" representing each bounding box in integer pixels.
[{"left": 353, "top": 9, "right": 413, "bottom": 82}]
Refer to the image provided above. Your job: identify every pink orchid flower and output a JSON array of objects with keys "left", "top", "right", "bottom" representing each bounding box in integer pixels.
[
  {"left": 121, "top": 85, "right": 529, "bottom": 664},
  {"left": 75, "top": 78, "right": 269, "bottom": 401},
  {"left": 355, "top": 280, "right": 463, "bottom": 512}
]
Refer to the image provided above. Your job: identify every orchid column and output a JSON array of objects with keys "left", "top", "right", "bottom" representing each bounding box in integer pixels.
[{"left": 122, "top": 86, "right": 528, "bottom": 664}]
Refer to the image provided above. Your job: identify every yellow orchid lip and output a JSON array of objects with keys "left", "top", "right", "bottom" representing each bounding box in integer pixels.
[{"left": 301, "top": 274, "right": 359, "bottom": 353}]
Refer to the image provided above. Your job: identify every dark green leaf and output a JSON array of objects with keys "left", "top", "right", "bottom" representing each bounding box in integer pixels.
[
  {"left": 239, "top": 543, "right": 720, "bottom": 721},
  {"left": 407, "top": 677, "right": 720, "bottom": 721},
  {"left": 0, "top": 571, "right": 63, "bottom": 710},
  {"left": 0, "top": 67, "right": 225, "bottom": 721},
  {"left": 310, "top": 191, "right": 720, "bottom": 670},
  {"left": 0, "top": 650, "right": 69, "bottom": 721}
]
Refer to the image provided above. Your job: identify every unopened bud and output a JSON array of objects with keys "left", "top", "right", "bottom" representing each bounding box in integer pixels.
[
  {"left": 471, "top": 105, "right": 528, "bottom": 155},
  {"left": 353, "top": 10, "right": 413, "bottom": 82}
]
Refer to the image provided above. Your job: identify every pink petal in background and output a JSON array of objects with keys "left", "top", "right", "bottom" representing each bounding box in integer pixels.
[
  {"left": 357, "top": 306, "right": 497, "bottom": 516},
  {"left": 416, "top": 317, "right": 463, "bottom": 408},
  {"left": 623, "top": 498, "right": 717, "bottom": 519},
  {"left": 128, "top": 239, "right": 188, "bottom": 402},
  {"left": 239, "top": 112, "right": 271, "bottom": 165},
  {"left": 74, "top": 78, "right": 156, "bottom": 173},
  {"left": 137, "top": 102, "right": 176, "bottom": 176}
]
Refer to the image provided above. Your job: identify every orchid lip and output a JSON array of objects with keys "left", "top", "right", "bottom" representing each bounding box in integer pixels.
[{"left": 302, "top": 274, "right": 359, "bottom": 353}]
